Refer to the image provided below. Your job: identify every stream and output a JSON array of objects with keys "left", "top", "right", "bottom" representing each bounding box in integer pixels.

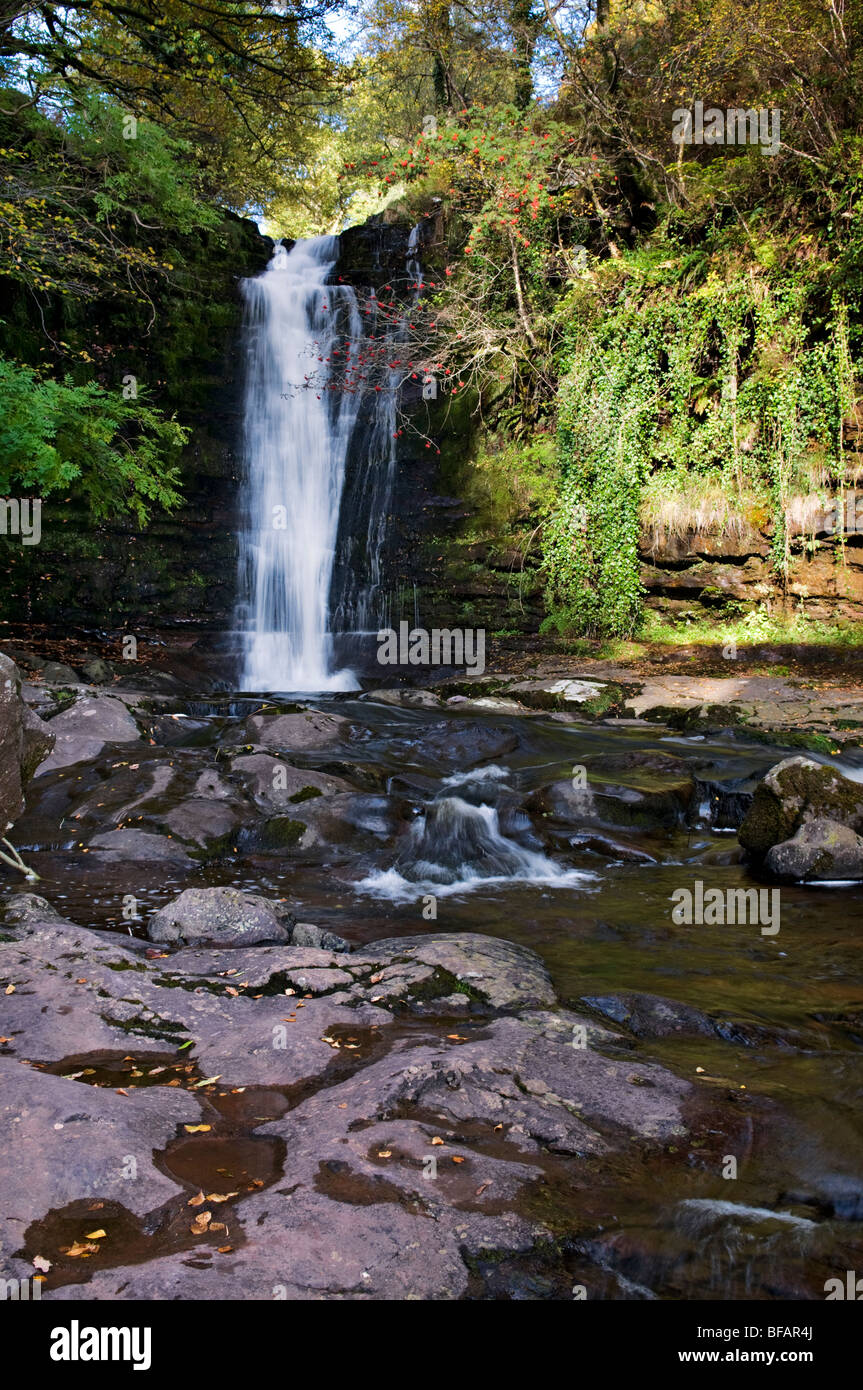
[{"left": 13, "top": 691, "right": 863, "bottom": 1298}]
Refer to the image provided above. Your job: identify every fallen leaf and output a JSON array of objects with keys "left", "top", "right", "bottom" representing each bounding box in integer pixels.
[
  {"left": 205, "top": 1192, "right": 238, "bottom": 1203},
  {"left": 431, "top": 1136, "right": 444, "bottom": 1146},
  {"left": 184, "top": 1124, "right": 211, "bottom": 1133},
  {"left": 62, "top": 1242, "right": 100, "bottom": 1258},
  {"left": 377, "top": 1150, "right": 392, "bottom": 1158},
  {"left": 225, "top": 987, "right": 239, "bottom": 997},
  {"left": 451, "top": 1156, "right": 465, "bottom": 1164},
  {"left": 187, "top": 1192, "right": 206, "bottom": 1207},
  {"left": 4, "top": 985, "right": 15, "bottom": 995},
  {"left": 475, "top": 1181, "right": 492, "bottom": 1196},
  {"left": 84, "top": 1229, "right": 107, "bottom": 1240},
  {"left": 192, "top": 1075, "right": 222, "bottom": 1089},
  {"left": 190, "top": 1212, "right": 212, "bottom": 1235},
  {"left": 217, "top": 1245, "right": 234, "bottom": 1254},
  {"left": 33, "top": 1255, "right": 51, "bottom": 1273},
  {"left": 115, "top": 1088, "right": 129, "bottom": 1096}
]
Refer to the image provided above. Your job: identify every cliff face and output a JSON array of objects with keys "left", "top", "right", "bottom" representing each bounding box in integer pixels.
[
  {"left": 0, "top": 211, "right": 271, "bottom": 633},
  {"left": 4, "top": 201, "right": 856, "bottom": 649}
]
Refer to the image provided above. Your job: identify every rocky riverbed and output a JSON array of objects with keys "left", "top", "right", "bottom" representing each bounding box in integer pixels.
[{"left": 2, "top": 652, "right": 863, "bottom": 1299}]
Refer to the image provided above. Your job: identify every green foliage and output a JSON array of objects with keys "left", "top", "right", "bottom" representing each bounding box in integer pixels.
[
  {"left": 462, "top": 432, "right": 558, "bottom": 531},
  {"left": 541, "top": 248, "right": 858, "bottom": 637},
  {"left": 0, "top": 356, "right": 185, "bottom": 523}
]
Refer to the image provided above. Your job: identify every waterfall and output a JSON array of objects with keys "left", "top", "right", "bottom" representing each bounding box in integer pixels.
[
  {"left": 331, "top": 222, "right": 426, "bottom": 637},
  {"left": 235, "top": 237, "right": 362, "bottom": 692}
]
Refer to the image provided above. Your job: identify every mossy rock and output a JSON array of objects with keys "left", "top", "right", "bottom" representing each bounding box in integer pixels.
[
  {"left": 739, "top": 756, "right": 863, "bottom": 857},
  {"left": 259, "top": 817, "right": 307, "bottom": 848}
]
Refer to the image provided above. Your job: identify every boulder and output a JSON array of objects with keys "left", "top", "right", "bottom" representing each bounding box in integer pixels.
[
  {"left": 88, "top": 828, "right": 195, "bottom": 867},
  {"left": 739, "top": 757, "right": 863, "bottom": 857},
  {"left": 243, "top": 709, "right": 353, "bottom": 751},
  {"left": 231, "top": 753, "right": 352, "bottom": 812},
  {"left": 164, "top": 799, "right": 239, "bottom": 849},
  {"left": 80, "top": 658, "right": 114, "bottom": 684},
  {"left": 765, "top": 818, "right": 863, "bottom": 881},
  {"left": 0, "top": 653, "right": 54, "bottom": 831},
  {"left": 40, "top": 660, "right": 80, "bottom": 683},
  {"left": 35, "top": 692, "right": 141, "bottom": 774},
  {"left": 146, "top": 886, "right": 292, "bottom": 946},
  {"left": 290, "top": 922, "right": 351, "bottom": 953}
]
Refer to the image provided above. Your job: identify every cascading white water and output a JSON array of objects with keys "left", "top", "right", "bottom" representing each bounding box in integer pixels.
[{"left": 236, "top": 237, "right": 362, "bottom": 691}]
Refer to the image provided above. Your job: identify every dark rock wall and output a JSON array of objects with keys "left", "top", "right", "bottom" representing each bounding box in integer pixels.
[{"left": 0, "top": 212, "right": 272, "bottom": 633}]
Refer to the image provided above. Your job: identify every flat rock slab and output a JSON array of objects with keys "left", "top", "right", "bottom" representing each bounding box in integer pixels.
[
  {"left": 0, "top": 1056, "right": 200, "bottom": 1280},
  {"left": 244, "top": 711, "right": 354, "bottom": 751},
  {"left": 350, "top": 933, "right": 557, "bottom": 1012},
  {"left": 35, "top": 695, "right": 141, "bottom": 775},
  {"left": 0, "top": 901, "right": 700, "bottom": 1301}
]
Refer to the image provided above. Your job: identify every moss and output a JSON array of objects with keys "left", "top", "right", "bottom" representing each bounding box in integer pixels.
[
  {"left": 289, "top": 786, "right": 323, "bottom": 804},
  {"left": 260, "top": 816, "right": 306, "bottom": 848},
  {"left": 740, "top": 758, "right": 863, "bottom": 856}
]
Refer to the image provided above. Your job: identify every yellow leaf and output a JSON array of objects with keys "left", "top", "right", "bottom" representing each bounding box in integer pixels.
[
  {"left": 84, "top": 1229, "right": 107, "bottom": 1240},
  {"left": 184, "top": 1124, "right": 211, "bottom": 1133}
]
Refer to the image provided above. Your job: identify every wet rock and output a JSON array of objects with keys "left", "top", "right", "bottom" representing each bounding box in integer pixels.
[
  {"left": 244, "top": 709, "right": 354, "bottom": 751},
  {"left": 230, "top": 753, "right": 352, "bottom": 813},
  {"left": 41, "top": 661, "right": 80, "bottom": 683},
  {"left": 530, "top": 772, "right": 688, "bottom": 832},
  {"left": 0, "top": 653, "right": 54, "bottom": 830},
  {"left": 366, "top": 688, "right": 442, "bottom": 708},
  {"left": 146, "top": 886, "right": 292, "bottom": 947},
  {"left": 2, "top": 892, "right": 70, "bottom": 929},
  {"left": 35, "top": 693, "right": 141, "bottom": 774},
  {"left": 565, "top": 831, "right": 658, "bottom": 864},
  {"left": 582, "top": 992, "right": 716, "bottom": 1040},
  {"left": 88, "top": 828, "right": 195, "bottom": 868},
  {"left": 49, "top": 1003, "right": 690, "bottom": 1302},
  {"left": 0, "top": 1055, "right": 201, "bottom": 1279},
  {"left": 739, "top": 756, "right": 863, "bottom": 857},
  {"left": 401, "top": 720, "right": 518, "bottom": 772},
  {"left": 765, "top": 818, "right": 863, "bottom": 881},
  {"left": 164, "top": 799, "right": 239, "bottom": 849},
  {"left": 290, "top": 922, "right": 351, "bottom": 953},
  {"left": 282, "top": 791, "right": 402, "bottom": 856},
  {"left": 351, "top": 934, "right": 556, "bottom": 1012},
  {"left": 80, "top": 659, "right": 114, "bottom": 685}
]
